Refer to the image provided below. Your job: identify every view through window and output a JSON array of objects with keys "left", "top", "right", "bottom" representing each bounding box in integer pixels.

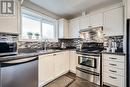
[
  {"left": 42, "top": 21, "right": 55, "bottom": 39},
  {"left": 22, "top": 14, "right": 41, "bottom": 39},
  {"left": 21, "top": 10, "right": 56, "bottom": 40}
]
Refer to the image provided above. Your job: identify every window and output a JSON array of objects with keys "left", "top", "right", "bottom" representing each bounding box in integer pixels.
[
  {"left": 21, "top": 8, "right": 57, "bottom": 40},
  {"left": 22, "top": 14, "right": 41, "bottom": 39},
  {"left": 42, "top": 21, "right": 55, "bottom": 39}
]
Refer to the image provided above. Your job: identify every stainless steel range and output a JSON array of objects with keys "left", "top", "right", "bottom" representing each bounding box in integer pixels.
[{"left": 76, "top": 42, "right": 103, "bottom": 86}]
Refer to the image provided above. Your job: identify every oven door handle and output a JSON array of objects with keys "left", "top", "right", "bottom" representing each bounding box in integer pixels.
[
  {"left": 76, "top": 67, "right": 99, "bottom": 76},
  {"left": 1, "top": 57, "right": 38, "bottom": 67}
]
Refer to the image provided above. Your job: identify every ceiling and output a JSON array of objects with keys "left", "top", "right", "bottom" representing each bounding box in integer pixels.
[{"left": 30, "top": 0, "right": 122, "bottom": 19}]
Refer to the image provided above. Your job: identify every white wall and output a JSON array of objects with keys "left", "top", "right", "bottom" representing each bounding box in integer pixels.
[{"left": 22, "top": 0, "right": 61, "bottom": 20}]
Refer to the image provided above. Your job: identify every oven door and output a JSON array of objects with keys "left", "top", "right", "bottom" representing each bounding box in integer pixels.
[
  {"left": 78, "top": 56, "right": 96, "bottom": 68},
  {"left": 77, "top": 55, "right": 100, "bottom": 73}
]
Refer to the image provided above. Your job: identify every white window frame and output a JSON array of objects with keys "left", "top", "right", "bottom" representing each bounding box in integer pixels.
[{"left": 20, "top": 7, "right": 58, "bottom": 41}]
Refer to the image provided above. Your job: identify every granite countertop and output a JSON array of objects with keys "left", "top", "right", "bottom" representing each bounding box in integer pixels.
[
  {"left": 0, "top": 49, "right": 75, "bottom": 62},
  {"left": 0, "top": 48, "right": 125, "bottom": 62},
  {"left": 102, "top": 51, "right": 126, "bottom": 55}
]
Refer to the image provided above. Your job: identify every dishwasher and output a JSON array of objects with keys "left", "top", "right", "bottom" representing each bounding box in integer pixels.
[{"left": 0, "top": 56, "right": 38, "bottom": 87}]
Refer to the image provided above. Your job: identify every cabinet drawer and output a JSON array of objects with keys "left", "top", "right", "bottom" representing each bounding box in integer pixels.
[
  {"left": 103, "top": 66, "right": 125, "bottom": 76},
  {"left": 103, "top": 54, "right": 125, "bottom": 63},
  {"left": 103, "top": 60, "right": 124, "bottom": 69},
  {"left": 103, "top": 72, "right": 124, "bottom": 87}
]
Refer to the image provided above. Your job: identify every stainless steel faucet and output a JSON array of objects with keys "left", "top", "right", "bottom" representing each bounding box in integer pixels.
[{"left": 44, "top": 39, "right": 48, "bottom": 51}]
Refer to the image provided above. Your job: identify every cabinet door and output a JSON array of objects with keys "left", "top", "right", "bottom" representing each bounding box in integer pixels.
[
  {"left": 79, "top": 15, "right": 90, "bottom": 30},
  {"left": 59, "top": 18, "right": 69, "bottom": 38},
  {"left": 69, "top": 17, "right": 80, "bottom": 38},
  {"left": 64, "top": 51, "right": 70, "bottom": 71},
  {"left": 90, "top": 13, "right": 103, "bottom": 27},
  {"left": 38, "top": 54, "right": 54, "bottom": 86},
  {"left": 102, "top": 54, "right": 125, "bottom": 87},
  {"left": 128, "top": 0, "right": 130, "bottom": 18},
  {"left": 69, "top": 51, "right": 76, "bottom": 73},
  {"left": 54, "top": 51, "right": 69, "bottom": 77},
  {"left": 0, "top": 0, "right": 19, "bottom": 34},
  {"left": 103, "top": 7, "right": 123, "bottom": 36}
]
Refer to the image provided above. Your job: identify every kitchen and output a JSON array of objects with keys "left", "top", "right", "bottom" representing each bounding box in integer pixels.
[{"left": 0, "top": 0, "right": 129, "bottom": 87}]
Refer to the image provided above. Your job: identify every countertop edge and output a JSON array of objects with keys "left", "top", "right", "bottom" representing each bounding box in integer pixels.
[
  {"left": 0, "top": 49, "right": 75, "bottom": 62},
  {"left": 0, "top": 49, "right": 126, "bottom": 62},
  {"left": 101, "top": 52, "right": 126, "bottom": 56}
]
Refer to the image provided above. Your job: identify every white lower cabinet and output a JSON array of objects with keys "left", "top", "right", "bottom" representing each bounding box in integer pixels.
[
  {"left": 38, "top": 51, "right": 69, "bottom": 87},
  {"left": 102, "top": 54, "right": 126, "bottom": 87},
  {"left": 103, "top": 72, "right": 125, "bottom": 87},
  {"left": 54, "top": 51, "right": 69, "bottom": 78},
  {"left": 38, "top": 54, "right": 55, "bottom": 87},
  {"left": 69, "top": 51, "right": 78, "bottom": 73}
]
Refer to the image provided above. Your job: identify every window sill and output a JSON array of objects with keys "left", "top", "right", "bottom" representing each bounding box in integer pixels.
[
  {"left": 18, "top": 39, "right": 43, "bottom": 42},
  {"left": 18, "top": 38, "right": 58, "bottom": 42}
]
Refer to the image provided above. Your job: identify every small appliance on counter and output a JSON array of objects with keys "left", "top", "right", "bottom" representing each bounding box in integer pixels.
[
  {"left": 0, "top": 33, "right": 38, "bottom": 87},
  {"left": 0, "top": 33, "right": 18, "bottom": 57}
]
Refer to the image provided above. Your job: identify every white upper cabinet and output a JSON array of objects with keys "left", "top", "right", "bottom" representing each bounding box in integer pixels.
[
  {"left": 127, "top": 0, "right": 130, "bottom": 18},
  {"left": 58, "top": 18, "right": 69, "bottom": 38},
  {"left": 69, "top": 17, "right": 80, "bottom": 38},
  {"left": 79, "top": 13, "right": 103, "bottom": 30},
  {"left": 90, "top": 13, "right": 103, "bottom": 27},
  {"left": 79, "top": 15, "right": 90, "bottom": 30},
  {"left": 103, "top": 7, "right": 123, "bottom": 36},
  {"left": 69, "top": 3, "right": 123, "bottom": 37},
  {"left": 0, "top": 0, "right": 20, "bottom": 34}
]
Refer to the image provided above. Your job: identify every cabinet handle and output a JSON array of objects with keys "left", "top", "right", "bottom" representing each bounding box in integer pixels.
[
  {"left": 53, "top": 54, "right": 56, "bottom": 56},
  {"left": 109, "top": 57, "right": 117, "bottom": 60},
  {"left": 109, "top": 70, "right": 117, "bottom": 73},
  {"left": 109, "top": 63, "right": 117, "bottom": 66},
  {"left": 109, "top": 76, "right": 117, "bottom": 79}
]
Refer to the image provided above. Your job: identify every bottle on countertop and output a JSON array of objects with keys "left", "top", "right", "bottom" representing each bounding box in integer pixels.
[
  {"left": 111, "top": 41, "right": 117, "bottom": 53},
  {"left": 61, "top": 42, "right": 66, "bottom": 49}
]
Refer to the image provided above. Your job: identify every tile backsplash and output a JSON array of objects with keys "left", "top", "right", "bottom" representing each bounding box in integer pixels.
[
  {"left": 18, "top": 36, "right": 123, "bottom": 52},
  {"left": 104, "top": 35, "right": 123, "bottom": 51},
  {"left": 18, "top": 38, "right": 83, "bottom": 49},
  {"left": 18, "top": 41, "right": 43, "bottom": 49},
  {"left": 58, "top": 38, "right": 83, "bottom": 48}
]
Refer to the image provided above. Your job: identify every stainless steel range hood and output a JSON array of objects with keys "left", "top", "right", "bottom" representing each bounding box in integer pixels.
[{"left": 79, "top": 26, "right": 104, "bottom": 43}]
